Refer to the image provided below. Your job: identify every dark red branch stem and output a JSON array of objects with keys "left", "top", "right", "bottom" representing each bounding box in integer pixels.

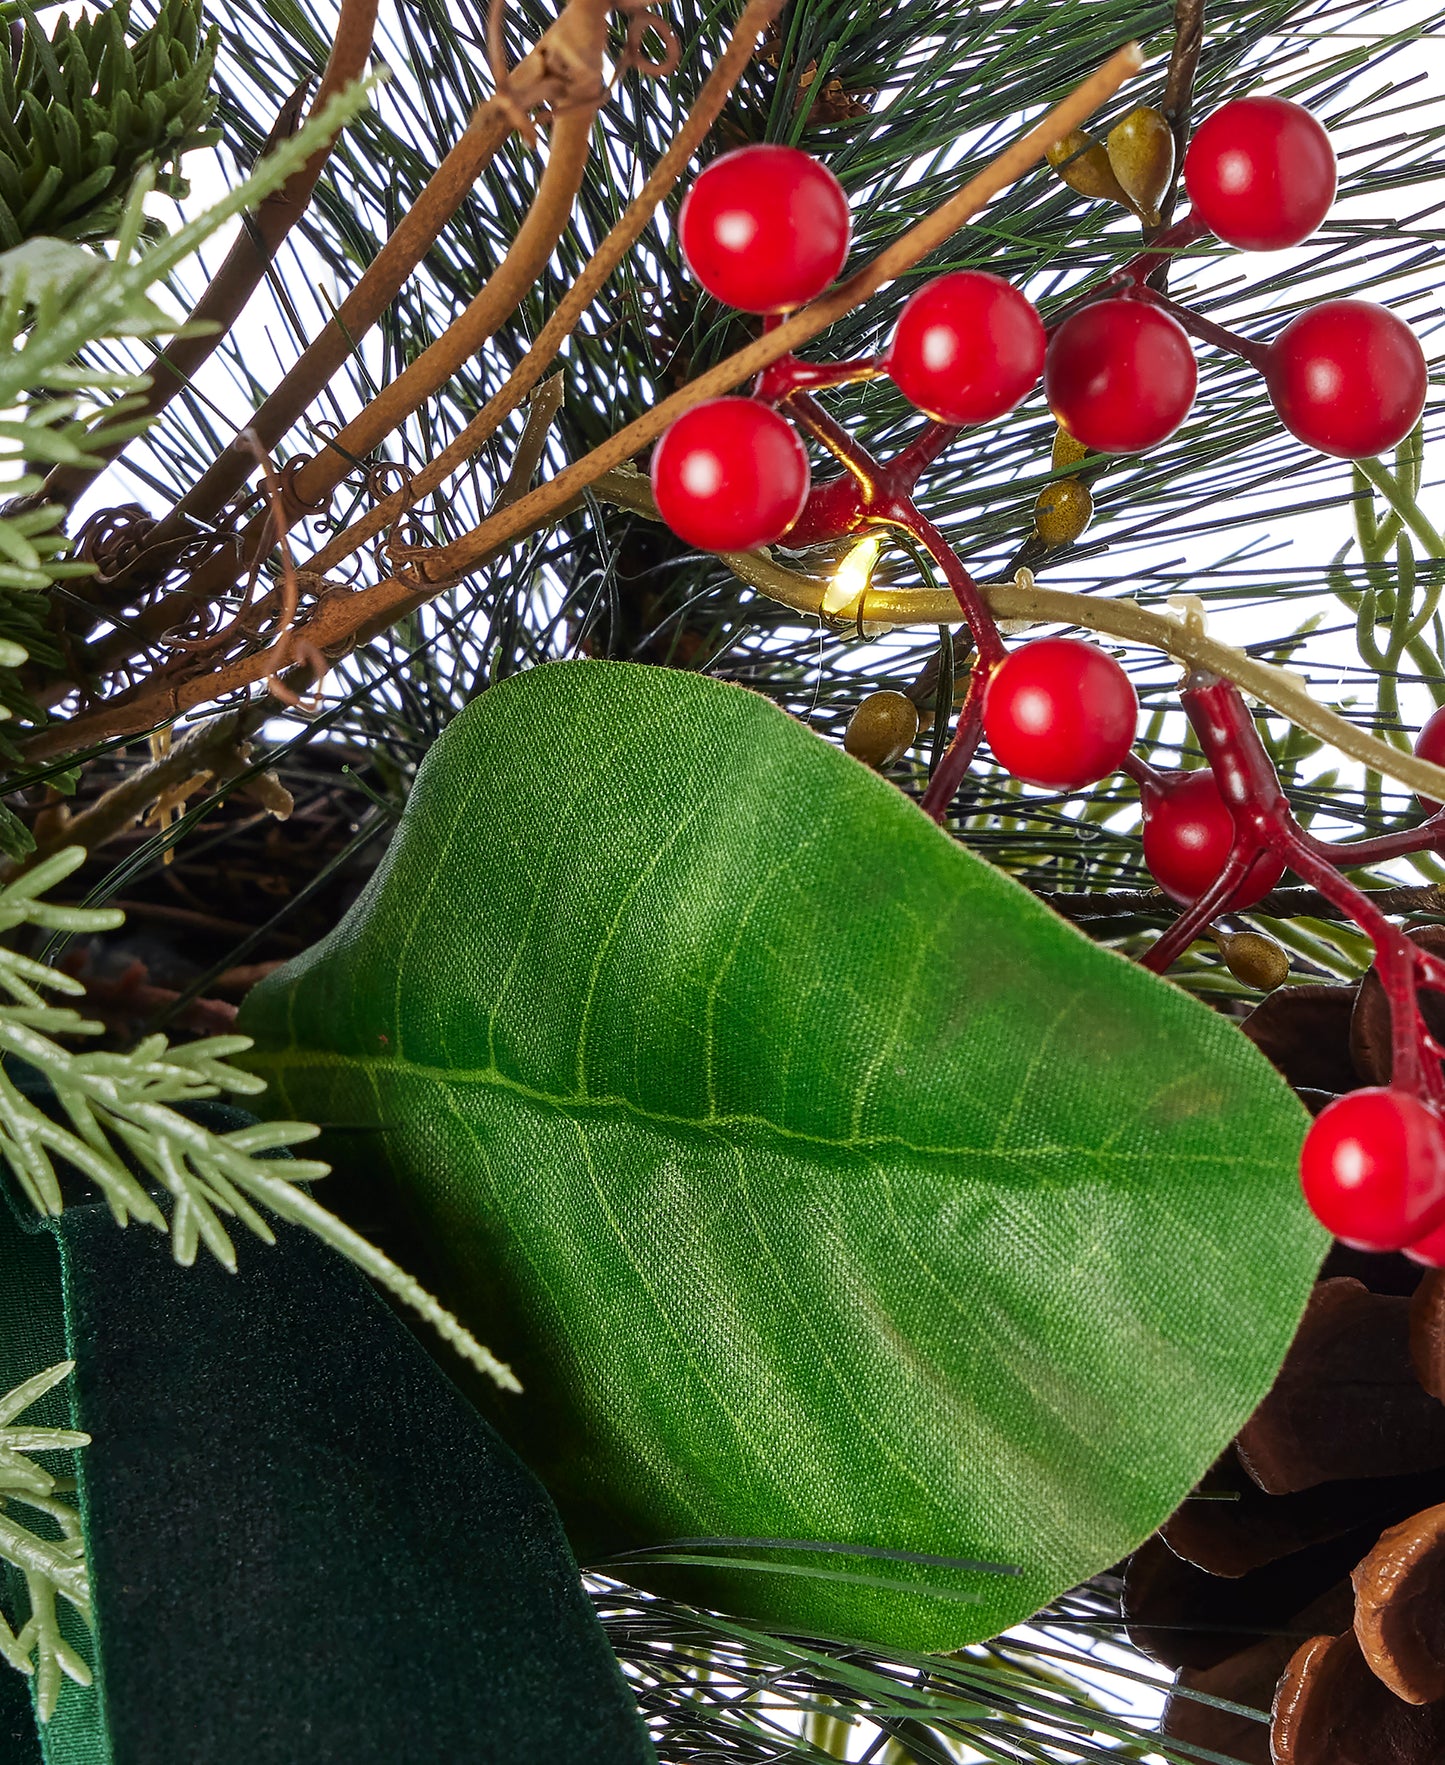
[
  {"left": 754, "top": 354, "right": 882, "bottom": 401},
  {"left": 1141, "top": 845, "right": 1260, "bottom": 972},
  {"left": 1045, "top": 213, "right": 1212, "bottom": 333},
  {"left": 1133, "top": 286, "right": 1270, "bottom": 370},
  {"left": 920, "top": 659, "right": 989, "bottom": 822},
  {"left": 891, "top": 420, "right": 963, "bottom": 488},
  {"left": 1307, "top": 810, "right": 1445, "bottom": 868},
  {"left": 788, "top": 392, "right": 884, "bottom": 495},
  {"left": 1143, "top": 670, "right": 1445, "bottom": 1107}
]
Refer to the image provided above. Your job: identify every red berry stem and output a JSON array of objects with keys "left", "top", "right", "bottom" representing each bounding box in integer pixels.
[
  {"left": 1119, "top": 750, "right": 1166, "bottom": 791},
  {"left": 1044, "top": 212, "right": 1212, "bottom": 335},
  {"left": 778, "top": 381, "right": 1007, "bottom": 823},
  {"left": 1142, "top": 670, "right": 1445, "bottom": 1104},
  {"left": 783, "top": 391, "right": 1005, "bottom": 676},
  {"left": 782, "top": 471, "right": 866, "bottom": 548},
  {"left": 753, "top": 351, "right": 883, "bottom": 403},
  {"left": 891, "top": 420, "right": 964, "bottom": 488},
  {"left": 1132, "top": 286, "right": 1270, "bottom": 371},
  {"left": 1299, "top": 808, "right": 1445, "bottom": 869},
  {"left": 907, "top": 506, "right": 1005, "bottom": 669},
  {"left": 920, "top": 658, "right": 990, "bottom": 822},
  {"left": 786, "top": 390, "right": 886, "bottom": 496},
  {"left": 1140, "top": 839, "right": 1264, "bottom": 973}
]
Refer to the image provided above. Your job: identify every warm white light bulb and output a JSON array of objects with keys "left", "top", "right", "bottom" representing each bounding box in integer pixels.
[{"left": 822, "top": 534, "right": 882, "bottom": 618}]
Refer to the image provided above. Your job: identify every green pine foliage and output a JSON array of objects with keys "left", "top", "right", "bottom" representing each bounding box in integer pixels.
[
  {"left": 0, "top": 0, "right": 218, "bottom": 248},
  {"left": 0, "top": 1361, "right": 90, "bottom": 1724}
]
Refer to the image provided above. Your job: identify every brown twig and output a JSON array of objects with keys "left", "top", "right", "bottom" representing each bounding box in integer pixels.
[
  {"left": 41, "top": 0, "right": 383, "bottom": 509},
  {"left": 35, "top": 0, "right": 640, "bottom": 705},
  {"left": 18, "top": 706, "right": 259, "bottom": 869},
  {"left": 285, "top": 98, "right": 601, "bottom": 513},
  {"left": 1156, "top": 0, "right": 1205, "bottom": 232},
  {"left": 303, "top": 0, "right": 786, "bottom": 577},
  {"left": 19, "top": 42, "right": 1144, "bottom": 761},
  {"left": 159, "top": 102, "right": 522, "bottom": 538},
  {"left": 487, "top": 373, "right": 566, "bottom": 515}
]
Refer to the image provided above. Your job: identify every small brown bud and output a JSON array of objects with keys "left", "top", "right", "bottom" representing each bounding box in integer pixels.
[
  {"left": 1034, "top": 478, "right": 1093, "bottom": 548},
  {"left": 1105, "top": 106, "right": 1175, "bottom": 227},
  {"left": 844, "top": 691, "right": 919, "bottom": 769},
  {"left": 1217, "top": 930, "right": 1290, "bottom": 992},
  {"left": 1045, "top": 129, "right": 1135, "bottom": 210}
]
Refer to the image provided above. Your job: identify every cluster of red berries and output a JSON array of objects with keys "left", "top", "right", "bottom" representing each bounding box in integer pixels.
[
  {"left": 1300, "top": 713, "right": 1445, "bottom": 1267},
  {"left": 651, "top": 94, "right": 1440, "bottom": 1260},
  {"left": 653, "top": 95, "right": 1428, "bottom": 554}
]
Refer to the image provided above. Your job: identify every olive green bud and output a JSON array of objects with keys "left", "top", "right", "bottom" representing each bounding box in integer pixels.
[
  {"left": 1051, "top": 427, "right": 1089, "bottom": 473},
  {"left": 1105, "top": 106, "right": 1175, "bottom": 227},
  {"left": 844, "top": 691, "right": 919, "bottom": 769},
  {"left": 1045, "top": 129, "right": 1135, "bottom": 210},
  {"left": 1034, "top": 478, "right": 1094, "bottom": 548},
  {"left": 1217, "top": 930, "right": 1290, "bottom": 992}
]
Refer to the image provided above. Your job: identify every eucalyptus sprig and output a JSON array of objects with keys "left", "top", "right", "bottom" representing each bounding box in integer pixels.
[{"left": 0, "top": 1360, "right": 91, "bottom": 1723}]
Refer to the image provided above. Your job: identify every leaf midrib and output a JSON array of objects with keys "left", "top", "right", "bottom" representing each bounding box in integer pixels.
[{"left": 245, "top": 1045, "right": 1273, "bottom": 1172}]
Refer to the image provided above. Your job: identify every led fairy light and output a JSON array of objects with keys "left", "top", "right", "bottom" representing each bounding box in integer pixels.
[
  {"left": 649, "top": 102, "right": 1445, "bottom": 1261},
  {"left": 821, "top": 534, "right": 882, "bottom": 618}
]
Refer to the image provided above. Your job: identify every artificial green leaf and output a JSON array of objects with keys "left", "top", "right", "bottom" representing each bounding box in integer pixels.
[{"left": 238, "top": 660, "right": 1325, "bottom": 1651}]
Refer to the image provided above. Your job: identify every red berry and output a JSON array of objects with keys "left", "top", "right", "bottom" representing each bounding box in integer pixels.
[
  {"left": 1044, "top": 299, "right": 1197, "bottom": 454},
  {"left": 678, "top": 145, "right": 850, "bottom": 314},
  {"left": 651, "top": 398, "right": 810, "bottom": 552},
  {"left": 1416, "top": 707, "right": 1445, "bottom": 815},
  {"left": 1184, "top": 96, "right": 1336, "bottom": 250},
  {"left": 1301, "top": 1088, "right": 1445, "bottom": 1251},
  {"left": 1140, "top": 770, "right": 1287, "bottom": 907},
  {"left": 1405, "top": 1217, "right": 1445, "bottom": 1268},
  {"left": 887, "top": 272, "right": 1046, "bottom": 425},
  {"left": 1265, "top": 300, "right": 1428, "bottom": 459},
  {"left": 982, "top": 638, "right": 1138, "bottom": 790}
]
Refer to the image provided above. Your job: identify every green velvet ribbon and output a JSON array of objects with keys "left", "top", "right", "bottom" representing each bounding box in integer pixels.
[{"left": 0, "top": 1098, "right": 654, "bottom": 1765}]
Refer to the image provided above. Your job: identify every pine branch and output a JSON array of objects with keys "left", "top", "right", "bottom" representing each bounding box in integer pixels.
[
  {"left": 0, "top": 1360, "right": 91, "bottom": 1723},
  {"left": 0, "top": 848, "right": 519, "bottom": 1390},
  {"left": 0, "top": 0, "right": 218, "bottom": 250}
]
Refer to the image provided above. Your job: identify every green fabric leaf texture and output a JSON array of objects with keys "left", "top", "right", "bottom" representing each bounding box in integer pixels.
[{"left": 238, "top": 659, "right": 1325, "bottom": 1651}]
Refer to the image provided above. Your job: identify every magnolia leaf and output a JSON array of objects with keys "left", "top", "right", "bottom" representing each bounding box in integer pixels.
[{"left": 239, "top": 660, "right": 1324, "bottom": 1650}]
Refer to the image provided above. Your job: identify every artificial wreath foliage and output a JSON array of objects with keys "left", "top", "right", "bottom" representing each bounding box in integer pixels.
[
  {"left": 0, "top": 0, "right": 218, "bottom": 249},
  {"left": 0, "top": 0, "right": 1444, "bottom": 1758}
]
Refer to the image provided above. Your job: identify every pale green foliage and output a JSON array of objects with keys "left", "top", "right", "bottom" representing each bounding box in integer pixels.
[
  {"left": 0, "top": 847, "right": 331, "bottom": 1268},
  {"left": 0, "top": 0, "right": 218, "bottom": 248},
  {"left": 0, "top": 1360, "right": 90, "bottom": 1722},
  {"left": 0, "top": 848, "right": 518, "bottom": 1389}
]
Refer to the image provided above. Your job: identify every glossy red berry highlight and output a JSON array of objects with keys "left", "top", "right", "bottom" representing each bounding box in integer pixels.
[
  {"left": 1265, "top": 300, "right": 1428, "bottom": 459},
  {"left": 1044, "top": 299, "right": 1197, "bottom": 454},
  {"left": 887, "top": 272, "right": 1046, "bottom": 425},
  {"left": 1141, "top": 770, "right": 1287, "bottom": 907},
  {"left": 1301, "top": 1088, "right": 1445, "bottom": 1251},
  {"left": 1183, "top": 96, "right": 1336, "bottom": 250},
  {"left": 1415, "top": 707, "right": 1445, "bottom": 815},
  {"left": 678, "top": 145, "right": 850, "bottom": 314},
  {"left": 651, "top": 398, "right": 810, "bottom": 552},
  {"left": 982, "top": 638, "right": 1138, "bottom": 790}
]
